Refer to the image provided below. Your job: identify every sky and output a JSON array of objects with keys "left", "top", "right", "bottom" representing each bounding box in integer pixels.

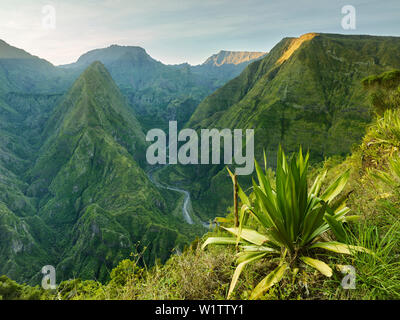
[{"left": 0, "top": 0, "right": 399, "bottom": 66}]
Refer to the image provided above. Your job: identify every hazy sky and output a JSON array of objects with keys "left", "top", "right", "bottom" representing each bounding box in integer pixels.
[{"left": 0, "top": 0, "right": 399, "bottom": 66}]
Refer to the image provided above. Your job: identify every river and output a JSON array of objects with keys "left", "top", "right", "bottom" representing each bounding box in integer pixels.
[{"left": 147, "top": 165, "right": 211, "bottom": 228}]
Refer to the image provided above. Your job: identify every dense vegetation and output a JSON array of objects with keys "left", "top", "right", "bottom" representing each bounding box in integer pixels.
[
  {"left": 61, "top": 46, "right": 265, "bottom": 132},
  {"left": 203, "top": 148, "right": 370, "bottom": 299},
  {"left": 1, "top": 34, "right": 400, "bottom": 300},
  {"left": 0, "top": 40, "right": 263, "bottom": 284},
  {"left": 163, "top": 33, "right": 400, "bottom": 223},
  {"left": 2, "top": 66, "right": 400, "bottom": 300},
  {"left": 0, "top": 60, "right": 203, "bottom": 284}
]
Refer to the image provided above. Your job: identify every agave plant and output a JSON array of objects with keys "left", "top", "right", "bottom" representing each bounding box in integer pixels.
[{"left": 203, "top": 147, "right": 371, "bottom": 299}]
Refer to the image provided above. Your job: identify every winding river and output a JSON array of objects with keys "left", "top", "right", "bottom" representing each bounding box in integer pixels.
[{"left": 147, "top": 165, "right": 211, "bottom": 228}]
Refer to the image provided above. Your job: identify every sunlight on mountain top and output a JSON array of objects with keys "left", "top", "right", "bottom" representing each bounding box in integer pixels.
[
  {"left": 204, "top": 51, "right": 267, "bottom": 66},
  {"left": 277, "top": 32, "right": 319, "bottom": 65}
]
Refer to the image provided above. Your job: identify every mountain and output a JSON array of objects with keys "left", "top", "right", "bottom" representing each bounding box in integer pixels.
[
  {"left": 60, "top": 45, "right": 173, "bottom": 93},
  {"left": 0, "top": 40, "right": 263, "bottom": 284},
  {"left": 0, "top": 40, "right": 74, "bottom": 191},
  {"left": 0, "top": 41, "right": 76, "bottom": 283},
  {"left": 61, "top": 45, "right": 155, "bottom": 69},
  {"left": 189, "top": 33, "right": 400, "bottom": 159},
  {"left": 0, "top": 39, "right": 36, "bottom": 59},
  {"left": 7, "top": 69, "right": 400, "bottom": 301},
  {"left": 171, "top": 33, "right": 400, "bottom": 220},
  {"left": 60, "top": 45, "right": 201, "bottom": 131},
  {"left": 202, "top": 50, "right": 266, "bottom": 67},
  {"left": 61, "top": 45, "right": 267, "bottom": 131},
  {"left": 0, "top": 61, "right": 201, "bottom": 283},
  {"left": 31, "top": 61, "right": 203, "bottom": 281},
  {"left": 0, "top": 40, "right": 71, "bottom": 95},
  {"left": 191, "top": 50, "right": 267, "bottom": 93}
]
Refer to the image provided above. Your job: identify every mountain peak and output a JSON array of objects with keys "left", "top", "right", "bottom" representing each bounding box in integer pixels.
[
  {"left": 41, "top": 60, "right": 146, "bottom": 162},
  {"left": 0, "top": 39, "right": 35, "bottom": 59},
  {"left": 62, "top": 44, "right": 154, "bottom": 68},
  {"left": 80, "top": 60, "right": 108, "bottom": 77},
  {"left": 277, "top": 33, "right": 318, "bottom": 64},
  {"left": 74, "top": 60, "right": 116, "bottom": 93},
  {"left": 203, "top": 50, "right": 267, "bottom": 67}
]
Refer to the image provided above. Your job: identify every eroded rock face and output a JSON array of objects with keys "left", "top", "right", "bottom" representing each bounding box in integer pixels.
[{"left": 203, "top": 50, "right": 267, "bottom": 67}]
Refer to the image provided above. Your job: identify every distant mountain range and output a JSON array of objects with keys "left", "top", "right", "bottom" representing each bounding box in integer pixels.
[
  {"left": 188, "top": 33, "right": 400, "bottom": 160},
  {"left": 60, "top": 45, "right": 267, "bottom": 131},
  {"left": 202, "top": 50, "right": 266, "bottom": 66},
  {"left": 0, "top": 40, "right": 71, "bottom": 95}
]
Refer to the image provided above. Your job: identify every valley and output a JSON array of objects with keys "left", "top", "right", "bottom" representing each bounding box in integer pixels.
[
  {"left": 1, "top": 0, "right": 400, "bottom": 302},
  {"left": 147, "top": 165, "right": 194, "bottom": 225},
  {"left": 177, "top": 33, "right": 400, "bottom": 222},
  {"left": 1, "top": 32, "right": 400, "bottom": 289},
  {"left": 0, "top": 39, "right": 263, "bottom": 284}
]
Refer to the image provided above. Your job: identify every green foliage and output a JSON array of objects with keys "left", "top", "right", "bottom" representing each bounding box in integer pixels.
[
  {"left": 2, "top": 36, "right": 400, "bottom": 300},
  {"left": 372, "top": 154, "right": 400, "bottom": 189},
  {"left": 313, "top": 216, "right": 400, "bottom": 300},
  {"left": 341, "top": 222, "right": 400, "bottom": 299},
  {"left": 175, "top": 34, "right": 400, "bottom": 221},
  {"left": 362, "top": 70, "right": 400, "bottom": 115},
  {"left": 362, "top": 70, "right": 400, "bottom": 89},
  {"left": 42, "top": 244, "right": 234, "bottom": 300},
  {"left": 203, "top": 147, "right": 371, "bottom": 299},
  {"left": 0, "top": 275, "right": 45, "bottom": 300},
  {"left": 62, "top": 46, "right": 263, "bottom": 132},
  {"left": 109, "top": 259, "right": 143, "bottom": 287},
  {"left": 57, "top": 279, "right": 105, "bottom": 300},
  {"left": 0, "top": 60, "right": 202, "bottom": 284},
  {"left": 360, "top": 108, "right": 400, "bottom": 171}
]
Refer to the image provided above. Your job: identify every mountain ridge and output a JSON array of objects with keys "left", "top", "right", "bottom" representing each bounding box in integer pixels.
[
  {"left": 175, "top": 32, "right": 400, "bottom": 221},
  {"left": 0, "top": 60, "right": 202, "bottom": 283},
  {"left": 56, "top": 44, "right": 267, "bottom": 131},
  {"left": 59, "top": 44, "right": 267, "bottom": 68},
  {"left": 202, "top": 50, "right": 267, "bottom": 67}
]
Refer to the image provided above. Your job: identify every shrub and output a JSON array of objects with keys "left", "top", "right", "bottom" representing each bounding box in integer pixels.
[{"left": 203, "top": 147, "right": 371, "bottom": 299}]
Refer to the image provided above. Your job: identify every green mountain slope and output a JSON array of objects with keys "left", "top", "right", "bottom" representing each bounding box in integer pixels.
[
  {"left": 177, "top": 33, "right": 400, "bottom": 220},
  {"left": 0, "top": 41, "right": 72, "bottom": 283},
  {"left": 0, "top": 40, "right": 258, "bottom": 284},
  {"left": 188, "top": 33, "right": 400, "bottom": 159},
  {"left": 0, "top": 40, "right": 71, "bottom": 187},
  {"left": 4, "top": 68, "right": 400, "bottom": 301},
  {"left": 0, "top": 40, "right": 72, "bottom": 95},
  {"left": 0, "top": 58, "right": 201, "bottom": 284},
  {"left": 191, "top": 50, "right": 267, "bottom": 90},
  {"left": 61, "top": 45, "right": 266, "bottom": 131},
  {"left": 26, "top": 61, "right": 200, "bottom": 281}
]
